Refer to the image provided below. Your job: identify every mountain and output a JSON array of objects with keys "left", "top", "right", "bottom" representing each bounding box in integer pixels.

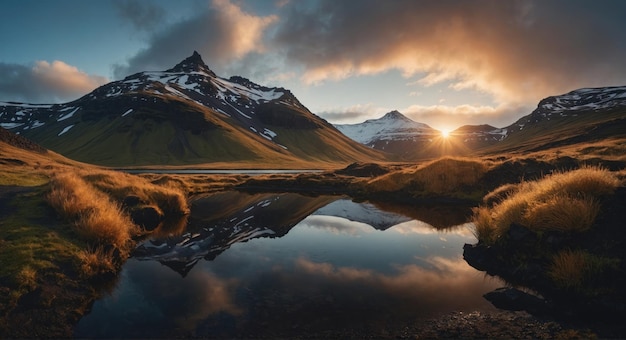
[
  {"left": 488, "top": 86, "right": 626, "bottom": 153},
  {"left": 0, "top": 126, "right": 46, "bottom": 154},
  {"left": 337, "top": 86, "right": 626, "bottom": 158},
  {"left": 132, "top": 192, "right": 417, "bottom": 276},
  {"left": 312, "top": 199, "right": 411, "bottom": 230},
  {"left": 0, "top": 52, "right": 384, "bottom": 167},
  {"left": 450, "top": 124, "right": 508, "bottom": 149},
  {"left": 335, "top": 110, "right": 440, "bottom": 159},
  {"left": 133, "top": 192, "right": 339, "bottom": 276}
]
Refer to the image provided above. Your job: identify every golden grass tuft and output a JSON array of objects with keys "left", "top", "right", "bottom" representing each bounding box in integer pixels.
[
  {"left": 367, "top": 157, "right": 489, "bottom": 195},
  {"left": 472, "top": 166, "right": 620, "bottom": 244},
  {"left": 47, "top": 172, "right": 135, "bottom": 250},
  {"left": 81, "top": 170, "right": 189, "bottom": 216},
  {"left": 471, "top": 206, "right": 500, "bottom": 244},
  {"left": 548, "top": 249, "right": 620, "bottom": 291},
  {"left": 78, "top": 246, "right": 117, "bottom": 278},
  {"left": 415, "top": 157, "right": 488, "bottom": 194},
  {"left": 523, "top": 195, "right": 600, "bottom": 232},
  {"left": 16, "top": 266, "right": 37, "bottom": 290}
]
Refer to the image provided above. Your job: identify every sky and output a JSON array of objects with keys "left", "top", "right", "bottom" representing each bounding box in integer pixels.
[{"left": 2, "top": 0, "right": 626, "bottom": 131}]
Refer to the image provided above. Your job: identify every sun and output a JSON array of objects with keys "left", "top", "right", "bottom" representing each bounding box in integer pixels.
[{"left": 440, "top": 129, "right": 451, "bottom": 138}]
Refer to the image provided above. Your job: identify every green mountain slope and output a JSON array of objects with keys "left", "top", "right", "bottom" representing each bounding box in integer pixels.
[{"left": 0, "top": 52, "right": 386, "bottom": 168}]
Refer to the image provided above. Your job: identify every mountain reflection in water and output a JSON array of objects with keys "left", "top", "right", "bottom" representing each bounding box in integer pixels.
[{"left": 75, "top": 192, "right": 502, "bottom": 338}]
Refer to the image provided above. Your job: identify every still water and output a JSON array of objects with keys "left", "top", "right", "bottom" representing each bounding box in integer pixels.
[{"left": 75, "top": 192, "right": 502, "bottom": 338}]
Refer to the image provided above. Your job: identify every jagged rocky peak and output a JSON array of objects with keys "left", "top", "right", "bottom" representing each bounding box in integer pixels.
[
  {"left": 381, "top": 110, "right": 411, "bottom": 121},
  {"left": 166, "top": 51, "right": 216, "bottom": 76}
]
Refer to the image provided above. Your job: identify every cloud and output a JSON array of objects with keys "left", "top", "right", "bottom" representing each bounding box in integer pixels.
[
  {"left": 113, "top": 0, "right": 166, "bottom": 31},
  {"left": 272, "top": 0, "right": 626, "bottom": 105},
  {"left": 292, "top": 256, "right": 501, "bottom": 314},
  {"left": 402, "top": 103, "right": 531, "bottom": 129},
  {"left": 114, "top": 0, "right": 277, "bottom": 78},
  {"left": 317, "top": 102, "right": 528, "bottom": 129},
  {"left": 126, "top": 261, "right": 241, "bottom": 332},
  {"left": 0, "top": 60, "right": 108, "bottom": 103},
  {"left": 317, "top": 103, "right": 387, "bottom": 123}
]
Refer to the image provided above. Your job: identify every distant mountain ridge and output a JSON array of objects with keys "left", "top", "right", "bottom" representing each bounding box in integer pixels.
[
  {"left": 490, "top": 86, "right": 626, "bottom": 153},
  {"left": 334, "top": 86, "right": 626, "bottom": 158},
  {"left": 0, "top": 51, "right": 383, "bottom": 167}
]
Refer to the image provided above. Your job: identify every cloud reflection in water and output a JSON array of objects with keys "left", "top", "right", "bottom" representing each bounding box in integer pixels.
[{"left": 76, "top": 198, "right": 501, "bottom": 337}]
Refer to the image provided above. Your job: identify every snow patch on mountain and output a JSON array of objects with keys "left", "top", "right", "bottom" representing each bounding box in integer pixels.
[
  {"left": 57, "top": 107, "right": 78, "bottom": 121},
  {"left": 538, "top": 86, "right": 626, "bottom": 115},
  {"left": 508, "top": 86, "right": 626, "bottom": 133},
  {"left": 58, "top": 125, "right": 74, "bottom": 136}
]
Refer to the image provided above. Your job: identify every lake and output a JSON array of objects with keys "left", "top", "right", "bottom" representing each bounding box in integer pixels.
[{"left": 74, "top": 192, "right": 502, "bottom": 338}]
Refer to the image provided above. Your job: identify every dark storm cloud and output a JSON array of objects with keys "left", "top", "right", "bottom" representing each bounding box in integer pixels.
[
  {"left": 113, "top": 0, "right": 277, "bottom": 79},
  {"left": 0, "top": 61, "right": 108, "bottom": 103},
  {"left": 271, "top": 0, "right": 626, "bottom": 103},
  {"left": 113, "top": 0, "right": 166, "bottom": 31}
]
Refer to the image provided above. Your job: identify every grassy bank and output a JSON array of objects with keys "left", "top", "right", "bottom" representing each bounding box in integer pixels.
[
  {"left": 0, "top": 152, "right": 189, "bottom": 336},
  {"left": 464, "top": 166, "right": 626, "bottom": 329},
  {"left": 473, "top": 166, "right": 620, "bottom": 244}
]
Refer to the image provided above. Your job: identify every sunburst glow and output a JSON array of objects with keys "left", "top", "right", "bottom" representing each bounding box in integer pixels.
[{"left": 440, "top": 129, "right": 450, "bottom": 138}]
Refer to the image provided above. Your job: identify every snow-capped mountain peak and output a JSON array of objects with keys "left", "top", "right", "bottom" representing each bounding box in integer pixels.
[
  {"left": 335, "top": 110, "right": 436, "bottom": 145},
  {"left": 0, "top": 51, "right": 380, "bottom": 166}
]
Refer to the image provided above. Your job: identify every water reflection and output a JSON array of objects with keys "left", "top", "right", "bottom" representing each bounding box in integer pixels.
[{"left": 75, "top": 192, "right": 502, "bottom": 338}]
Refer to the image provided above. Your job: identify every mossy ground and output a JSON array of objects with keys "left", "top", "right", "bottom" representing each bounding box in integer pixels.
[{"left": 0, "top": 186, "right": 93, "bottom": 336}]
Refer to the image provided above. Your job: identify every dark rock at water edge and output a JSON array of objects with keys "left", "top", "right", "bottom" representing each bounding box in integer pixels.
[{"left": 131, "top": 206, "right": 163, "bottom": 231}]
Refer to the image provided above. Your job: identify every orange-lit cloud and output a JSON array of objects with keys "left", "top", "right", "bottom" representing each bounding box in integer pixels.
[
  {"left": 273, "top": 0, "right": 626, "bottom": 105},
  {"left": 114, "top": 0, "right": 277, "bottom": 78},
  {"left": 294, "top": 256, "right": 502, "bottom": 313},
  {"left": 402, "top": 103, "right": 528, "bottom": 129},
  {"left": 32, "top": 61, "right": 108, "bottom": 95},
  {"left": 0, "top": 60, "right": 108, "bottom": 103},
  {"left": 124, "top": 261, "right": 242, "bottom": 332}
]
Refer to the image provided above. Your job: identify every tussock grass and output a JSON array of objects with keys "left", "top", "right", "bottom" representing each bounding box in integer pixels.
[
  {"left": 549, "top": 249, "right": 620, "bottom": 291},
  {"left": 80, "top": 170, "right": 189, "bottom": 216},
  {"left": 78, "top": 247, "right": 116, "bottom": 278},
  {"left": 366, "top": 157, "right": 489, "bottom": 195},
  {"left": 523, "top": 195, "right": 600, "bottom": 232},
  {"left": 45, "top": 168, "right": 189, "bottom": 276},
  {"left": 16, "top": 266, "right": 37, "bottom": 290},
  {"left": 472, "top": 206, "right": 500, "bottom": 244},
  {"left": 47, "top": 173, "right": 135, "bottom": 250},
  {"left": 473, "top": 166, "right": 620, "bottom": 243}
]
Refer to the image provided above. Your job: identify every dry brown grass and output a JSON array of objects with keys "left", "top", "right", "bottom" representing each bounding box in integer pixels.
[
  {"left": 46, "top": 167, "right": 190, "bottom": 269},
  {"left": 472, "top": 206, "right": 500, "bottom": 244},
  {"left": 47, "top": 172, "right": 135, "bottom": 250},
  {"left": 523, "top": 195, "right": 600, "bottom": 232},
  {"left": 78, "top": 246, "right": 117, "bottom": 278},
  {"left": 366, "top": 157, "right": 489, "bottom": 195},
  {"left": 415, "top": 157, "right": 489, "bottom": 193},
  {"left": 472, "top": 166, "right": 620, "bottom": 244},
  {"left": 80, "top": 170, "right": 189, "bottom": 216},
  {"left": 548, "top": 249, "right": 619, "bottom": 291},
  {"left": 16, "top": 266, "right": 37, "bottom": 290}
]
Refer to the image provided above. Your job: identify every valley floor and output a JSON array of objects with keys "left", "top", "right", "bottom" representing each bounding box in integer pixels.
[{"left": 1, "top": 150, "right": 626, "bottom": 338}]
